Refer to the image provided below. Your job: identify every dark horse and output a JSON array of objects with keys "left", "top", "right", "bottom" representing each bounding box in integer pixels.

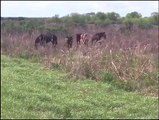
[
  {"left": 65, "top": 36, "right": 73, "bottom": 49},
  {"left": 76, "top": 33, "right": 82, "bottom": 45},
  {"left": 91, "top": 32, "right": 106, "bottom": 45},
  {"left": 35, "top": 33, "right": 57, "bottom": 49}
]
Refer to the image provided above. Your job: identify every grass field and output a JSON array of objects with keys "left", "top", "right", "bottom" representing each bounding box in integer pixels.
[{"left": 1, "top": 55, "right": 158, "bottom": 119}]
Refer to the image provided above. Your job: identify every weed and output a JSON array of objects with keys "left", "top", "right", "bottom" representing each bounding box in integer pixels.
[{"left": 1, "top": 25, "right": 158, "bottom": 96}]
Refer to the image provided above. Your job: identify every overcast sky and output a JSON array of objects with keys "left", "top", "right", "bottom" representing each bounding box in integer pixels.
[{"left": 1, "top": 1, "right": 158, "bottom": 17}]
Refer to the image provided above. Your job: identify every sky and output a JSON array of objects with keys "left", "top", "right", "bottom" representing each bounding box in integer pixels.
[{"left": 1, "top": 1, "right": 158, "bottom": 18}]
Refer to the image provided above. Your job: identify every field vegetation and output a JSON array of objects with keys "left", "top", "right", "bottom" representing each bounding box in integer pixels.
[
  {"left": 1, "top": 11, "right": 158, "bottom": 118},
  {"left": 1, "top": 55, "right": 158, "bottom": 119}
]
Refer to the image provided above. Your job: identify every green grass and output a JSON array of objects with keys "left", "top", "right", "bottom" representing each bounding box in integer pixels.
[{"left": 1, "top": 55, "right": 158, "bottom": 119}]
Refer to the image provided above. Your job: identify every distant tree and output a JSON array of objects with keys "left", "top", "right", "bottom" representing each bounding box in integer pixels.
[
  {"left": 123, "top": 18, "right": 134, "bottom": 30},
  {"left": 151, "top": 12, "right": 158, "bottom": 17},
  {"left": 107, "top": 12, "right": 120, "bottom": 24},
  {"left": 96, "top": 12, "right": 107, "bottom": 21},
  {"left": 52, "top": 14, "right": 61, "bottom": 23},
  {"left": 126, "top": 11, "right": 142, "bottom": 19},
  {"left": 150, "top": 12, "right": 159, "bottom": 25},
  {"left": 85, "top": 12, "right": 95, "bottom": 16},
  {"left": 70, "top": 13, "right": 80, "bottom": 17},
  {"left": 70, "top": 13, "right": 86, "bottom": 26},
  {"left": 17, "top": 17, "right": 25, "bottom": 21}
]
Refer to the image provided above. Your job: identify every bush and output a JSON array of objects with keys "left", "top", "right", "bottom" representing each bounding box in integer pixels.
[
  {"left": 134, "top": 18, "right": 153, "bottom": 29},
  {"left": 83, "top": 62, "right": 96, "bottom": 80},
  {"left": 102, "top": 72, "right": 115, "bottom": 83}
]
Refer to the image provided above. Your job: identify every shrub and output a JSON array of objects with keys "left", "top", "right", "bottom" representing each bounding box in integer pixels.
[
  {"left": 83, "top": 62, "right": 96, "bottom": 80},
  {"left": 101, "top": 72, "right": 115, "bottom": 83}
]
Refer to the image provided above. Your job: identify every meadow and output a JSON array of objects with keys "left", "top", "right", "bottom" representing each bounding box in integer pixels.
[
  {"left": 1, "top": 25, "right": 158, "bottom": 96},
  {"left": 1, "top": 55, "right": 158, "bottom": 119},
  {"left": 1, "top": 15, "right": 158, "bottom": 118}
]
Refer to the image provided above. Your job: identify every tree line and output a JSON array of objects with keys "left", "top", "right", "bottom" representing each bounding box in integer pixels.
[{"left": 1, "top": 11, "right": 158, "bottom": 34}]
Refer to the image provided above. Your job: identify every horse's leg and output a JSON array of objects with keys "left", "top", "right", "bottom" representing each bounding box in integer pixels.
[
  {"left": 84, "top": 40, "right": 87, "bottom": 46},
  {"left": 55, "top": 40, "right": 58, "bottom": 48},
  {"left": 92, "top": 39, "right": 95, "bottom": 45},
  {"left": 68, "top": 43, "right": 69, "bottom": 49},
  {"left": 77, "top": 41, "right": 78, "bottom": 46},
  {"left": 86, "top": 39, "right": 89, "bottom": 47},
  {"left": 52, "top": 42, "right": 54, "bottom": 48},
  {"left": 52, "top": 40, "right": 56, "bottom": 48},
  {"left": 35, "top": 43, "right": 38, "bottom": 49},
  {"left": 78, "top": 40, "right": 81, "bottom": 45},
  {"left": 40, "top": 42, "right": 44, "bottom": 48},
  {"left": 95, "top": 39, "right": 99, "bottom": 45},
  {"left": 43, "top": 41, "right": 46, "bottom": 48},
  {"left": 54, "top": 43, "right": 56, "bottom": 48}
]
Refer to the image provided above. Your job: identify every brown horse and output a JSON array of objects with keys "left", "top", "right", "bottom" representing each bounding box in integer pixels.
[{"left": 91, "top": 32, "right": 106, "bottom": 45}]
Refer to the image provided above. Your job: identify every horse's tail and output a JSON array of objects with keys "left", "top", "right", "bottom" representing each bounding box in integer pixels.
[{"left": 54, "top": 36, "right": 58, "bottom": 47}]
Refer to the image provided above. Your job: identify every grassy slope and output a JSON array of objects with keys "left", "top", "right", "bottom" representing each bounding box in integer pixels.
[{"left": 1, "top": 55, "right": 158, "bottom": 119}]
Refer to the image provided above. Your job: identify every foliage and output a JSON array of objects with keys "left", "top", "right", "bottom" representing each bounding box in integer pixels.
[
  {"left": 149, "top": 12, "right": 159, "bottom": 25},
  {"left": 1, "top": 11, "right": 158, "bottom": 34},
  {"left": 126, "top": 11, "right": 142, "bottom": 19}
]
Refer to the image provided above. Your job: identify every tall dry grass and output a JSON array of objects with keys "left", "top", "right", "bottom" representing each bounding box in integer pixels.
[{"left": 1, "top": 26, "right": 158, "bottom": 96}]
